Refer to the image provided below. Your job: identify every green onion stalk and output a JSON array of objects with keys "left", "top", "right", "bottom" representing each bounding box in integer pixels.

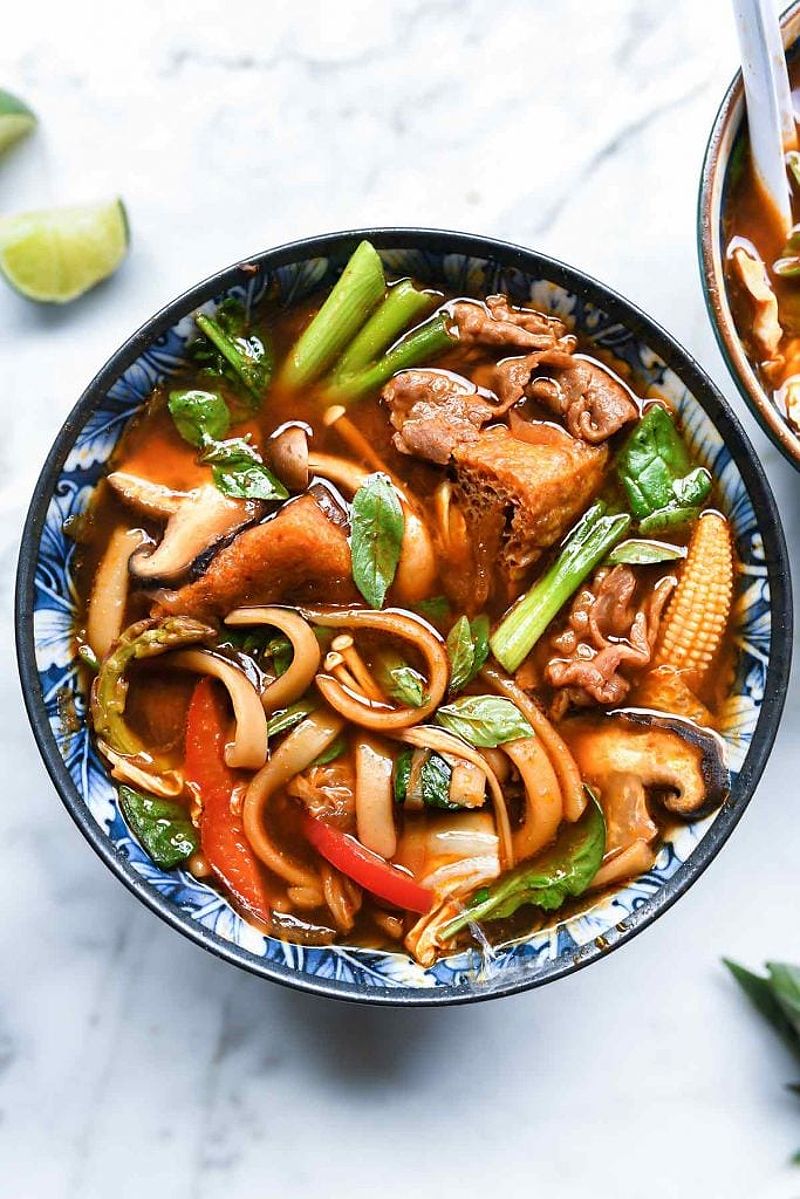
[
  {"left": 280, "top": 240, "right": 387, "bottom": 390},
  {"left": 327, "top": 312, "right": 455, "bottom": 403},
  {"left": 490, "top": 503, "right": 631, "bottom": 673},
  {"left": 331, "top": 279, "right": 436, "bottom": 379}
]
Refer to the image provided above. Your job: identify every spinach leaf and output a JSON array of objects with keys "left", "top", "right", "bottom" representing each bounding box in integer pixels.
[
  {"left": 393, "top": 748, "right": 456, "bottom": 810},
  {"left": 616, "top": 405, "right": 711, "bottom": 519},
  {"left": 419, "top": 751, "right": 457, "bottom": 809},
  {"left": 446, "top": 613, "right": 491, "bottom": 692},
  {"left": 350, "top": 473, "right": 404, "bottom": 608},
  {"left": 200, "top": 435, "right": 289, "bottom": 502},
  {"left": 434, "top": 695, "right": 533, "bottom": 747},
  {"left": 376, "top": 649, "right": 428, "bottom": 707},
  {"left": 441, "top": 792, "right": 605, "bottom": 938},
  {"left": 638, "top": 505, "right": 700, "bottom": 536},
  {"left": 606, "top": 538, "right": 687, "bottom": 566},
  {"left": 168, "top": 389, "right": 230, "bottom": 447},
  {"left": 192, "top": 298, "right": 273, "bottom": 402},
  {"left": 267, "top": 699, "right": 317, "bottom": 737},
  {"left": 118, "top": 785, "right": 198, "bottom": 870}
]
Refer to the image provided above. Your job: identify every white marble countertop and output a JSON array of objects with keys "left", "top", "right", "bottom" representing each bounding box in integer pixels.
[{"left": 2, "top": 1, "right": 799, "bottom": 1195}]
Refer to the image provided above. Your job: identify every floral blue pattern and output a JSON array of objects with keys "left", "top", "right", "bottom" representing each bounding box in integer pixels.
[{"left": 28, "top": 243, "right": 776, "bottom": 997}]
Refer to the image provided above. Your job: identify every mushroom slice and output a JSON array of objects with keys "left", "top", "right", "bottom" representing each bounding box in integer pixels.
[
  {"left": 728, "top": 240, "right": 783, "bottom": 362},
  {"left": 111, "top": 476, "right": 261, "bottom": 583},
  {"left": 564, "top": 711, "right": 729, "bottom": 817},
  {"left": 107, "top": 472, "right": 185, "bottom": 518},
  {"left": 86, "top": 526, "right": 147, "bottom": 658},
  {"left": 268, "top": 425, "right": 310, "bottom": 492}
]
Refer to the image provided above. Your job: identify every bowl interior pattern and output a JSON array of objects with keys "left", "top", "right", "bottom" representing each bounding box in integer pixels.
[{"left": 23, "top": 236, "right": 785, "bottom": 1003}]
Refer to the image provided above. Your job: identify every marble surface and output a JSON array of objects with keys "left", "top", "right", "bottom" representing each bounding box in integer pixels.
[{"left": 2, "top": 1, "right": 800, "bottom": 1194}]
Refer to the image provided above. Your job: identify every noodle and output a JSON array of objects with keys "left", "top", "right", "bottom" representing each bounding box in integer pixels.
[{"left": 225, "top": 606, "right": 321, "bottom": 713}]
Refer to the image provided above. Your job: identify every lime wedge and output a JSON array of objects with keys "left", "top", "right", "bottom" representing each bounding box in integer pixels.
[
  {"left": 0, "top": 89, "right": 36, "bottom": 154},
  {"left": 0, "top": 198, "right": 129, "bottom": 303}
]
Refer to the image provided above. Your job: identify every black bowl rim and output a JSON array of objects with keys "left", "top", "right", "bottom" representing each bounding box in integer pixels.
[
  {"left": 15, "top": 226, "right": 793, "bottom": 1006},
  {"left": 697, "top": 0, "right": 800, "bottom": 469}
]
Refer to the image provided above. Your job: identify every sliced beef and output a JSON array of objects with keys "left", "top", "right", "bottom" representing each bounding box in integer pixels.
[
  {"left": 451, "top": 295, "right": 565, "bottom": 350},
  {"left": 527, "top": 356, "right": 638, "bottom": 443},
  {"left": 452, "top": 426, "right": 607, "bottom": 584},
  {"left": 155, "top": 491, "right": 355, "bottom": 619},
  {"left": 382, "top": 369, "right": 504, "bottom": 465},
  {"left": 545, "top": 567, "right": 674, "bottom": 715}
]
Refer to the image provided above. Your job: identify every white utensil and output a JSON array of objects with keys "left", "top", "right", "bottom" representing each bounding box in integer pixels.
[{"left": 733, "top": 0, "right": 798, "bottom": 234}]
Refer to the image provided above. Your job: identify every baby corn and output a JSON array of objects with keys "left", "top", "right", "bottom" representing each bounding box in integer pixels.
[{"left": 653, "top": 512, "right": 733, "bottom": 690}]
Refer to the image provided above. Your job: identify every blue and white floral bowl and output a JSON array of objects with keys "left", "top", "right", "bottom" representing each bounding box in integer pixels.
[{"left": 16, "top": 229, "right": 792, "bottom": 1005}]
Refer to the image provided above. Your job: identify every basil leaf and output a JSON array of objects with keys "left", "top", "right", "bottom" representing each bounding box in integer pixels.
[
  {"left": 267, "top": 699, "right": 316, "bottom": 737},
  {"left": 168, "top": 389, "right": 230, "bottom": 447},
  {"left": 434, "top": 695, "right": 533, "bottom": 747},
  {"left": 118, "top": 785, "right": 198, "bottom": 870},
  {"left": 606, "top": 538, "right": 687, "bottom": 566},
  {"left": 447, "top": 616, "right": 475, "bottom": 692},
  {"left": 414, "top": 595, "right": 451, "bottom": 623},
  {"left": 312, "top": 735, "right": 348, "bottom": 767},
  {"left": 469, "top": 614, "right": 491, "bottom": 677},
  {"left": 394, "top": 748, "right": 413, "bottom": 804},
  {"left": 442, "top": 791, "right": 605, "bottom": 938},
  {"left": 200, "top": 435, "right": 289, "bottom": 502},
  {"left": 446, "top": 613, "right": 491, "bottom": 692},
  {"left": 350, "top": 473, "right": 404, "bottom": 608},
  {"left": 376, "top": 649, "right": 428, "bottom": 707}
]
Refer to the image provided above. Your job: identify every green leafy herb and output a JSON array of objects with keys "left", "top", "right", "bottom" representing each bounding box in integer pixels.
[
  {"left": 638, "top": 505, "right": 700, "bottom": 536},
  {"left": 312, "top": 735, "right": 348, "bottom": 767},
  {"left": 200, "top": 435, "right": 289, "bottom": 502},
  {"left": 394, "top": 749, "right": 414, "bottom": 805},
  {"left": 193, "top": 298, "right": 273, "bottom": 401},
  {"left": 393, "top": 748, "right": 456, "bottom": 810},
  {"left": 376, "top": 649, "right": 428, "bottom": 707},
  {"left": 606, "top": 538, "right": 687, "bottom": 566},
  {"left": 725, "top": 959, "right": 800, "bottom": 1061},
  {"left": 267, "top": 700, "right": 317, "bottom": 737},
  {"left": 414, "top": 595, "right": 451, "bottom": 623},
  {"left": 168, "top": 388, "right": 231, "bottom": 447},
  {"left": 446, "top": 613, "right": 490, "bottom": 692},
  {"left": 491, "top": 503, "right": 631, "bottom": 673},
  {"left": 418, "top": 751, "right": 457, "bottom": 810},
  {"left": 350, "top": 473, "right": 405, "bottom": 608},
  {"left": 118, "top": 785, "right": 198, "bottom": 869},
  {"left": 434, "top": 695, "right": 533, "bottom": 748},
  {"left": 616, "top": 406, "right": 711, "bottom": 519},
  {"left": 787, "top": 151, "right": 800, "bottom": 191},
  {"left": 441, "top": 792, "right": 605, "bottom": 938}
]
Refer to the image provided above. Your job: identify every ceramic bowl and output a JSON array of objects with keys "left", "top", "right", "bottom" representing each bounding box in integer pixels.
[
  {"left": 16, "top": 228, "right": 792, "bottom": 1005},
  {"left": 699, "top": 0, "right": 800, "bottom": 467}
]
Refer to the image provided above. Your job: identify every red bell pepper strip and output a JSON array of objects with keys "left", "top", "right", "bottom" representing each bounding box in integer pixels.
[
  {"left": 302, "top": 814, "right": 433, "bottom": 914},
  {"left": 185, "top": 678, "right": 272, "bottom": 924}
]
